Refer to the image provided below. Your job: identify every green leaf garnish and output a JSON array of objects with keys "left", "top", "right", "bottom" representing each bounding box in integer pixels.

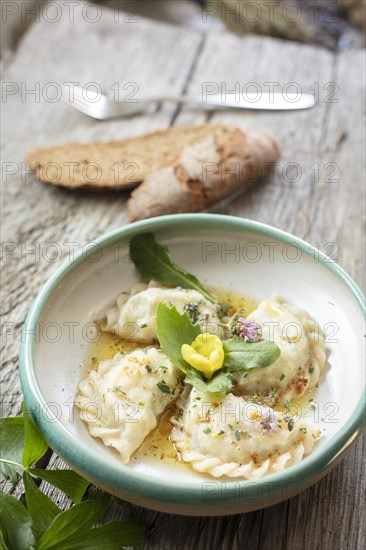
[
  {"left": 0, "top": 417, "right": 25, "bottom": 482},
  {"left": 223, "top": 338, "right": 281, "bottom": 371},
  {"left": 156, "top": 302, "right": 232, "bottom": 394},
  {"left": 156, "top": 302, "right": 281, "bottom": 395},
  {"left": 129, "top": 233, "right": 217, "bottom": 303},
  {"left": 36, "top": 494, "right": 111, "bottom": 549},
  {"left": 156, "top": 302, "right": 201, "bottom": 375},
  {"left": 55, "top": 520, "right": 145, "bottom": 549},
  {"left": 21, "top": 402, "right": 48, "bottom": 468},
  {"left": 0, "top": 407, "right": 145, "bottom": 548},
  {"left": 31, "top": 468, "right": 90, "bottom": 504},
  {"left": 23, "top": 471, "right": 60, "bottom": 539},
  {"left": 0, "top": 490, "right": 36, "bottom": 550},
  {"left": 185, "top": 369, "right": 233, "bottom": 395}
]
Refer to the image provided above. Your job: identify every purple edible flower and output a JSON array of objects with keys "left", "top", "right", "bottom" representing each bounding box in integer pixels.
[
  {"left": 231, "top": 318, "right": 262, "bottom": 342},
  {"left": 255, "top": 409, "right": 278, "bottom": 434}
]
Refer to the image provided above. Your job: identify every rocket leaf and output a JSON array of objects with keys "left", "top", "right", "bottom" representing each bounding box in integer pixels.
[
  {"left": 129, "top": 233, "right": 217, "bottom": 303},
  {"left": 223, "top": 338, "right": 281, "bottom": 371}
]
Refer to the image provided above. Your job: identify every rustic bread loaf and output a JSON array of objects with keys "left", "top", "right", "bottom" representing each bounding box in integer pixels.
[{"left": 127, "top": 127, "right": 280, "bottom": 221}]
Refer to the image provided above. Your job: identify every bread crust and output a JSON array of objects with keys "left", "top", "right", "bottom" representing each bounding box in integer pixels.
[{"left": 127, "top": 126, "right": 280, "bottom": 221}]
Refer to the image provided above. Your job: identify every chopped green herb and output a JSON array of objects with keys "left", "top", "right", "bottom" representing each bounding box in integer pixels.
[
  {"left": 91, "top": 356, "right": 98, "bottom": 364},
  {"left": 112, "top": 386, "right": 126, "bottom": 395},
  {"left": 203, "top": 427, "right": 211, "bottom": 434},
  {"left": 140, "top": 323, "right": 148, "bottom": 329},
  {"left": 218, "top": 430, "right": 225, "bottom": 435},
  {"left": 138, "top": 402, "right": 144, "bottom": 407},
  {"left": 159, "top": 366, "right": 168, "bottom": 372},
  {"left": 309, "top": 398, "right": 314, "bottom": 402},
  {"left": 178, "top": 408, "right": 184, "bottom": 417},
  {"left": 309, "top": 367, "right": 315, "bottom": 373},
  {"left": 280, "top": 373, "right": 285, "bottom": 381},
  {"left": 184, "top": 302, "right": 201, "bottom": 323},
  {"left": 145, "top": 365, "right": 152, "bottom": 373},
  {"left": 288, "top": 418, "right": 294, "bottom": 432},
  {"left": 228, "top": 424, "right": 234, "bottom": 430},
  {"left": 284, "top": 400, "right": 290, "bottom": 412},
  {"left": 156, "top": 381, "right": 170, "bottom": 394},
  {"left": 217, "top": 302, "right": 231, "bottom": 319},
  {"left": 300, "top": 428, "right": 307, "bottom": 434},
  {"left": 235, "top": 429, "right": 242, "bottom": 441}
]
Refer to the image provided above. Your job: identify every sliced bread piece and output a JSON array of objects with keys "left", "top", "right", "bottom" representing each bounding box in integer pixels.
[{"left": 26, "top": 124, "right": 252, "bottom": 190}]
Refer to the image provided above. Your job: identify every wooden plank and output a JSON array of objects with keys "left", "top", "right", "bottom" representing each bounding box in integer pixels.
[{"left": 1, "top": 4, "right": 364, "bottom": 549}]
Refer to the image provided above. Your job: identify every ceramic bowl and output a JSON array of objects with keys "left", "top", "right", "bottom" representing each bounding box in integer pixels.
[{"left": 20, "top": 214, "right": 365, "bottom": 516}]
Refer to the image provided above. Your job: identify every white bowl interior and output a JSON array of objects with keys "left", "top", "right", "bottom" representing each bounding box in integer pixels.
[{"left": 32, "top": 225, "right": 365, "bottom": 486}]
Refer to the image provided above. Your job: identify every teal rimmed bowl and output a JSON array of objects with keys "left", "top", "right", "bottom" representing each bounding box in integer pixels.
[{"left": 20, "top": 214, "right": 365, "bottom": 515}]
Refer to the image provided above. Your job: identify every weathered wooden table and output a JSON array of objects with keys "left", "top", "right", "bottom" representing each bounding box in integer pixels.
[{"left": 2, "top": 3, "right": 365, "bottom": 548}]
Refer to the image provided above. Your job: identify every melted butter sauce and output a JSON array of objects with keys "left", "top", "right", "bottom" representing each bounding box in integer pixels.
[{"left": 84, "top": 288, "right": 317, "bottom": 467}]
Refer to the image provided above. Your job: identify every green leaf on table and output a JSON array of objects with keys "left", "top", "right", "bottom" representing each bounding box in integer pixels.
[
  {"left": 0, "top": 490, "right": 36, "bottom": 550},
  {"left": 156, "top": 303, "right": 232, "bottom": 395},
  {"left": 45, "top": 520, "right": 145, "bottom": 550},
  {"left": 223, "top": 339, "right": 281, "bottom": 371},
  {"left": 0, "top": 527, "right": 9, "bottom": 550},
  {"left": 37, "top": 493, "right": 111, "bottom": 550},
  {"left": 23, "top": 471, "right": 60, "bottom": 540},
  {"left": 129, "top": 233, "right": 217, "bottom": 303},
  {"left": 0, "top": 417, "right": 25, "bottom": 482},
  {"left": 31, "top": 468, "right": 90, "bottom": 504},
  {"left": 21, "top": 402, "right": 49, "bottom": 468}
]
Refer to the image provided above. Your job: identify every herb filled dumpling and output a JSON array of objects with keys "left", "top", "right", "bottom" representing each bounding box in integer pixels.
[
  {"left": 170, "top": 388, "right": 317, "bottom": 479},
  {"left": 102, "top": 282, "right": 223, "bottom": 343},
  {"left": 76, "top": 348, "right": 183, "bottom": 463},
  {"left": 231, "top": 296, "right": 326, "bottom": 405}
]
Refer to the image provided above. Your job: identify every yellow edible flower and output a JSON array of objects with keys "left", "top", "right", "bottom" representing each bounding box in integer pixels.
[{"left": 181, "top": 334, "right": 224, "bottom": 379}]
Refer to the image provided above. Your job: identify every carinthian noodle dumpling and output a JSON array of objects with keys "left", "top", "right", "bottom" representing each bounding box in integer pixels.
[
  {"left": 76, "top": 348, "right": 183, "bottom": 463},
  {"left": 170, "top": 388, "right": 318, "bottom": 479},
  {"left": 232, "top": 296, "right": 326, "bottom": 405},
  {"left": 102, "top": 282, "right": 223, "bottom": 343}
]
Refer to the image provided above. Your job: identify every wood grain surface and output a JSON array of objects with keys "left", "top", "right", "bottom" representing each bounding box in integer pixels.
[{"left": 1, "top": 3, "right": 365, "bottom": 549}]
